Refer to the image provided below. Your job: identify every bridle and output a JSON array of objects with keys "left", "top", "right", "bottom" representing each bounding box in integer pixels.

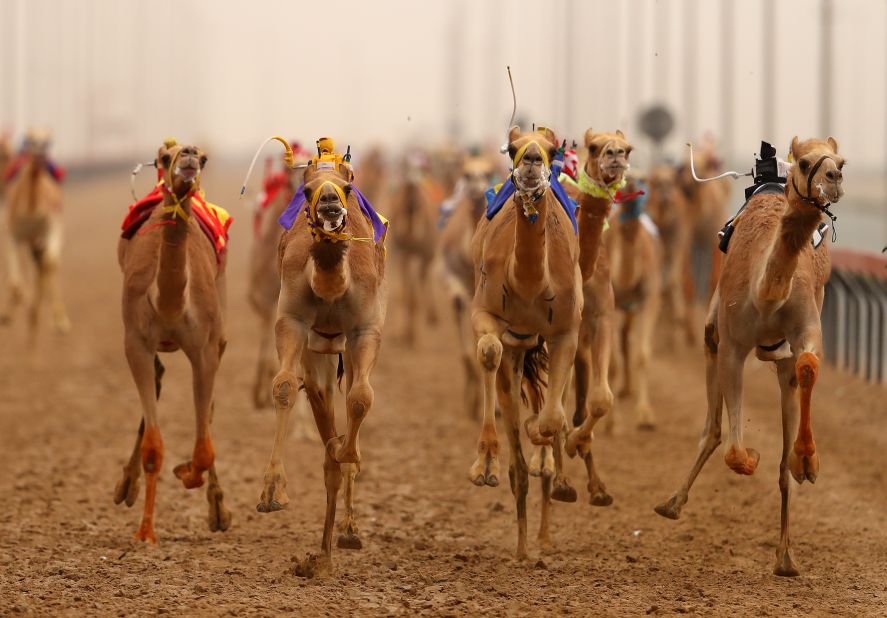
[{"left": 790, "top": 154, "right": 839, "bottom": 226}]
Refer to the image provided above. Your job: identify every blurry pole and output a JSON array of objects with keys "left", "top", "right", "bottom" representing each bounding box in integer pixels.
[
  {"left": 683, "top": 0, "right": 698, "bottom": 141},
  {"left": 653, "top": 0, "right": 668, "bottom": 99},
  {"left": 446, "top": 0, "right": 463, "bottom": 142},
  {"left": 485, "top": 0, "right": 500, "bottom": 141},
  {"left": 720, "top": 0, "right": 734, "bottom": 161},
  {"left": 819, "top": 0, "right": 833, "bottom": 135},
  {"left": 13, "top": 0, "right": 26, "bottom": 131},
  {"left": 762, "top": 0, "right": 775, "bottom": 141},
  {"left": 563, "top": 0, "right": 575, "bottom": 138}
]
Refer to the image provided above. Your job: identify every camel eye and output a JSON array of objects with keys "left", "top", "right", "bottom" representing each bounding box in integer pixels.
[
  {"left": 606, "top": 149, "right": 614, "bottom": 156},
  {"left": 799, "top": 159, "right": 810, "bottom": 173}
]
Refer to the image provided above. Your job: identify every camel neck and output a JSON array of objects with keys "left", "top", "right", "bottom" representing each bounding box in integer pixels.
[
  {"left": 509, "top": 192, "right": 550, "bottom": 300},
  {"left": 757, "top": 189, "right": 823, "bottom": 306},
  {"left": 310, "top": 240, "right": 350, "bottom": 301},
  {"left": 156, "top": 188, "right": 193, "bottom": 319},
  {"left": 576, "top": 193, "right": 612, "bottom": 282}
]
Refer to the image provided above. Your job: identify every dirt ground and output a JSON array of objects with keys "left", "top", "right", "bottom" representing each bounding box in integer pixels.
[{"left": 1, "top": 168, "right": 886, "bottom": 617}]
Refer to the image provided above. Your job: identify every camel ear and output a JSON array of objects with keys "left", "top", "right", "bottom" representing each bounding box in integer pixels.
[
  {"left": 790, "top": 136, "right": 801, "bottom": 162},
  {"left": 583, "top": 128, "right": 595, "bottom": 148},
  {"left": 616, "top": 130, "right": 625, "bottom": 139},
  {"left": 827, "top": 136, "right": 839, "bottom": 153},
  {"left": 538, "top": 126, "right": 557, "bottom": 146},
  {"left": 199, "top": 154, "right": 208, "bottom": 169},
  {"left": 159, "top": 153, "right": 172, "bottom": 169},
  {"left": 303, "top": 185, "right": 313, "bottom": 203},
  {"left": 508, "top": 125, "right": 522, "bottom": 144},
  {"left": 342, "top": 184, "right": 352, "bottom": 197}
]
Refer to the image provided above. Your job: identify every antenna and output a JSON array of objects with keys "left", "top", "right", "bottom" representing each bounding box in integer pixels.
[{"left": 686, "top": 142, "right": 751, "bottom": 183}]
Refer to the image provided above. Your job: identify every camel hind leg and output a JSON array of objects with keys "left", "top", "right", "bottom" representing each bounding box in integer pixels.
[
  {"left": 655, "top": 300, "right": 724, "bottom": 519},
  {"left": 774, "top": 356, "right": 801, "bottom": 576},
  {"left": 789, "top": 349, "right": 820, "bottom": 484}
]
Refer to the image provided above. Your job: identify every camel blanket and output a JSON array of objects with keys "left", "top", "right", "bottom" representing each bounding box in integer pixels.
[
  {"left": 278, "top": 182, "right": 389, "bottom": 245},
  {"left": 484, "top": 175, "right": 579, "bottom": 233},
  {"left": 121, "top": 184, "right": 233, "bottom": 260}
]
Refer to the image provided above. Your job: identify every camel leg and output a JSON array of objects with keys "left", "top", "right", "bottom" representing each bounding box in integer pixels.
[
  {"left": 327, "top": 330, "right": 380, "bottom": 465},
  {"left": 44, "top": 224, "right": 70, "bottom": 333},
  {"left": 498, "top": 348, "right": 530, "bottom": 559},
  {"left": 27, "top": 247, "right": 48, "bottom": 343},
  {"left": 421, "top": 256, "right": 438, "bottom": 326},
  {"left": 114, "top": 356, "right": 164, "bottom": 508},
  {"left": 173, "top": 345, "right": 220, "bottom": 489},
  {"left": 454, "top": 294, "right": 481, "bottom": 420},
  {"left": 337, "top": 463, "right": 362, "bottom": 550},
  {"left": 469, "top": 311, "right": 502, "bottom": 487},
  {"left": 788, "top": 328, "right": 823, "bottom": 484},
  {"left": 125, "top": 337, "right": 163, "bottom": 543},
  {"left": 206, "top": 463, "right": 232, "bottom": 533},
  {"left": 721, "top": 341, "right": 758, "bottom": 475},
  {"left": 538, "top": 472, "right": 553, "bottom": 549},
  {"left": 537, "top": 333, "right": 578, "bottom": 437},
  {"left": 550, "top": 429, "right": 576, "bottom": 503},
  {"left": 774, "top": 357, "right": 801, "bottom": 576},
  {"left": 654, "top": 319, "right": 723, "bottom": 519},
  {"left": 252, "top": 313, "right": 274, "bottom": 409},
  {"left": 0, "top": 239, "right": 24, "bottom": 325},
  {"left": 617, "top": 311, "right": 634, "bottom": 401},
  {"left": 635, "top": 293, "right": 660, "bottom": 431},
  {"left": 257, "top": 316, "right": 308, "bottom": 512},
  {"left": 402, "top": 257, "right": 417, "bottom": 346}
]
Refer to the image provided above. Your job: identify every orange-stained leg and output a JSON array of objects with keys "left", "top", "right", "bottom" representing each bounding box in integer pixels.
[
  {"left": 789, "top": 351, "right": 820, "bottom": 483},
  {"left": 135, "top": 425, "right": 163, "bottom": 543}
]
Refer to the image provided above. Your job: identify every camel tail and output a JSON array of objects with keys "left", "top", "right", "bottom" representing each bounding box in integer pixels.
[
  {"left": 337, "top": 353, "right": 345, "bottom": 390},
  {"left": 520, "top": 339, "right": 549, "bottom": 414}
]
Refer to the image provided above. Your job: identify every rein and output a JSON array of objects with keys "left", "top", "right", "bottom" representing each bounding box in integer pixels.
[{"left": 789, "top": 154, "right": 838, "bottom": 241}]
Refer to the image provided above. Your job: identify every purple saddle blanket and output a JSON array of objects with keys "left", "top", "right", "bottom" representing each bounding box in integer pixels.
[{"left": 278, "top": 183, "right": 387, "bottom": 244}]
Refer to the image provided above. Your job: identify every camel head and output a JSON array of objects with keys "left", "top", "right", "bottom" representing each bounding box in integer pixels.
[
  {"left": 22, "top": 128, "right": 52, "bottom": 165},
  {"left": 646, "top": 164, "right": 679, "bottom": 224},
  {"left": 159, "top": 142, "right": 207, "bottom": 197},
  {"left": 303, "top": 155, "right": 354, "bottom": 238},
  {"left": 583, "top": 129, "right": 633, "bottom": 187},
  {"left": 788, "top": 136, "right": 844, "bottom": 206},
  {"left": 508, "top": 125, "right": 557, "bottom": 195},
  {"left": 462, "top": 154, "right": 495, "bottom": 204}
]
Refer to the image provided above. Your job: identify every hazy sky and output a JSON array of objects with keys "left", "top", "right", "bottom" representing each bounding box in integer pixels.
[{"left": 1, "top": 0, "right": 885, "bottom": 175}]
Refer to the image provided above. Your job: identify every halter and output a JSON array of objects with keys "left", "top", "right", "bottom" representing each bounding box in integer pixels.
[
  {"left": 510, "top": 139, "right": 551, "bottom": 223},
  {"left": 158, "top": 147, "right": 200, "bottom": 223},
  {"left": 789, "top": 154, "right": 839, "bottom": 229},
  {"left": 304, "top": 180, "right": 374, "bottom": 244},
  {"left": 578, "top": 167, "right": 627, "bottom": 200}
]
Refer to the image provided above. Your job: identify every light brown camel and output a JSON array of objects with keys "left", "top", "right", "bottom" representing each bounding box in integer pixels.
[
  {"left": 437, "top": 154, "right": 495, "bottom": 419},
  {"left": 1, "top": 130, "right": 70, "bottom": 337},
  {"left": 561, "top": 129, "right": 633, "bottom": 506},
  {"left": 606, "top": 174, "right": 663, "bottom": 430},
  {"left": 655, "top": 137, "right": 845, "bottom": 577},
  {"left": 646, "top": 164, "right": 696, "bottom": 346},
  {"left": 387, "top": 152, "right": 441, "bottom": 345},
  {"left": 114, "top": 141, "right": 231, "bottom": 543},
  {"left": 256, "top": 138, "right": 387, "bottom": 566},
  {"left": 470, "top": 126, "right": 581, "bottom": 558}
]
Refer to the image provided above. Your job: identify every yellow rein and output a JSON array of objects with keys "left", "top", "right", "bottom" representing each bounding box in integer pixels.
[{"left": 306, "top": 181, "right": 374, "bottom": 244}]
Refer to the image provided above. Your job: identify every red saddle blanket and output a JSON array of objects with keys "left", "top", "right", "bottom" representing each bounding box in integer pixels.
[
  {"left": 121, "top": 184, "right": 232, "bottom": 260},
  {"left": 254, "top": 171, "right": 290, "bottom": 237}
]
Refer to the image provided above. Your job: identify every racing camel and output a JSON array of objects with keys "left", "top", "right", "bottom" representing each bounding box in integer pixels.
[
  {"left": 655, "top": 136, "right": 845, "bottom": 577},
  {"left": 115, "top": 139, "right": 232, "bottom": 543},
  {"left": 1, "top": 129, "right": 71, "bottom": 338},
  {"left": 255, "top": 138, "right": 388, "bottom": 568},
  {"left": 470, "top": 126, "right": 581, "bottom": 558}
]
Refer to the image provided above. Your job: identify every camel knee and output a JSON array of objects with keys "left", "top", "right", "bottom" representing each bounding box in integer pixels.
[
  {"left": 347, "top": 382, "right": 373, "bottom": 421},
  {"left": 796, "top": 352, "right": 819, "bottom": 387},
  {"left": 703, "top": 322, "right": 718, "bottom": 355},
  {"left": 477, "top": 335, "right": 502, "bottom": 371},
  {"left": 272, "top": 371, "right": 298, "bottom": 408},
  {"left": 509, "top": 458, "right": 529, "bottom": 496},
  {"left": 140, "top": 426, "right": 164, "bottom": 474}
]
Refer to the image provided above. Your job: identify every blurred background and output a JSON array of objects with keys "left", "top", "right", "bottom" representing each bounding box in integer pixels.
[{"left": 0, "top": 0, "right": 884, "bottom": 249}]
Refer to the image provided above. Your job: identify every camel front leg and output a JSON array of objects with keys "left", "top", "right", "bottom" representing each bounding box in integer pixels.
[
  {"left": 774, "top": 356, "right": 801, "bottom": 576},
  {"left": 721, "top": 343, "right": 758, "bottom": 475},
  {"left": 206, "top": 464, "right": 232, "bottom": 533},
  {"left": 174, "top": 345, "right": 221, "bottom": 490},
  {"left": 566, "top": 303, "right": 614, "bottom": 452},
  {"left": 655, "top": 320, "right": 723, "bottom": 519},
  {"left": 257, "top": 316, "right": 308, "bottom": 513},
  {"left": 124, "top": 337, "right": 163, "bottom": 543},
  {"left": 337, "top": 463, "right": 362, "bottom": 550},
  {"left": 635, "top": 292, "right": 660, "bottom": 430},
  {"left": 498, "top": 348, "right": 530, "bottom": 559},
  {"left": 537, "top": 333, "right": 578, "bottom": 437},
  {"left": 788, "top": 328, "right": 823, "bottom": 484},
  {"left": 469, "top": 311, "right": 502, "bottom": 487},
  {"left": 330, "top": 329, "right": 381, "bottom": 464}
]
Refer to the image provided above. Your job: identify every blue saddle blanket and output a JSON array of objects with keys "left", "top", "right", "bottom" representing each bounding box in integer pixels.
[{"left": 485, "top": 176, "right": 578, "bottom": 234}]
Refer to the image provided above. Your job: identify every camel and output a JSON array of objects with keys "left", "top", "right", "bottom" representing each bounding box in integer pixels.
[
  {"left": 0, "top": 133, "right": 11, "bottom": 197},
  {"left": 356, "top": 146, "right": 387, "bottom": 208},
  {"left": 387, "top": 151, "right": 441, "bottom": 345},
  {"left": 606, "top": 175, "right": 663, "bottom": 430},
  {"left": 256, "top": 138, "right": 387, "bottom": 566},
  {"left": 646, "top": 164, "right": 696, "bottom": 346},
  {"left": 470, "top": 126, "right": 582, "bottom": 558},
  {"left": 559, "top": 129, "right": 633, "bottom": 507},
  {"left": 114, "top": 140, "right": 231, "bottom": 543},
  {"left": 1, "top": 129, "right": 70, "bottom": 337},
  {"left": 655, "top": 137, "right": 845, "bottom": 577},
  {"left": 437, "top": 153, "right": 495, "bottom": 419}
]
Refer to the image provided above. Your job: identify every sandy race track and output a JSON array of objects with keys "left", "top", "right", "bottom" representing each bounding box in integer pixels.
[{"left": 1, "top": 168, "right": 886, "bottom": 616}]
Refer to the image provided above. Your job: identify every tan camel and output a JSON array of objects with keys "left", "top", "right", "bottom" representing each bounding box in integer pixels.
[
  {"left": 655, "top": 137, "right": 845, "bottom": 577},
  {"left": 387, "top": 152, "right": 441, "bottom": 345},
  {"left": 606, "top": 174, "right": 663, "bottom": 430},
  {"left": 256, "top": 138, "right": 387, "bottom": 565},
  {"left": 437, "top": 154, "right": 495, "bottom": 419},
  {"left": 114, "top": 141, "right": 231, "bottom": 543},
  {"left": 470, "top": 126, "right": 581, "bottom": 558},
  {"left": 356, "top": 146, "right": 387, "bottom": 208},
  {"left": 1, "top": 129, "right": 70, "bottom": 337},
  {"left": 561, "top": 129, "right": 633, "bottom": 506},
  {"left": 646, "top": 164, "right": 696, "bottom": 346}
]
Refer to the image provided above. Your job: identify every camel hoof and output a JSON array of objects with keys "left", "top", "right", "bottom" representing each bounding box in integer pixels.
[
  {"left": 326, "top": 435, "right": 359, "bottom": 464},
  {"left": 552, "top": 482, "right": 577, "bottom": 503},
  {"left": 257, "top": 476, "right": 289, "bottom": 513},
  {"left": 337, "top": 533, "right": 363, "bottom": 550},
  {"left": 524, "top": 417, "right": 553, "bottom": 446},
  {"left": 256, "top": 500, "right": 287, "bottom": 513},
  {"left": 207, "top": 486, "right": 232, "bottom": 532},
  {"left": 725, "top": 446, "right": 760, "bottom": 476},
  {"left": 485, "top": 474, "right": 499, "bottom": 487},
  {"left": 537, "top": 534, "right": 553, "bottom": 549},
  {"left": 113, "top": 471, "right": 140, "bottom": 507},
  {"left": 589, "top": 491, "right": 613, "bottom": 507},
  {"left": 292, "top": 553, "right": 333, "bottom": 579},
  {"left": 173, "top": 462, "right": 206, "bottom": 489},
  {"left": 789, "top": 451, "right": 819, "bottom": 484},
  {"left": 134, "top": 524, "right": 157, "bottom": 545},
  {"left": 563, "top": 429, "right": 583, "bottom": 458},
  {"left": 637, "top": 421, "right": 656, "bottom": 432},
  {"left": 774, "top": 549, "right": 800, "bottom": 577},
  {"left": 654, "top": 495, "right": 684, "bottom": 520},
  {"left": 469, "top": 448, "right": 499, "bottom": 488}
]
